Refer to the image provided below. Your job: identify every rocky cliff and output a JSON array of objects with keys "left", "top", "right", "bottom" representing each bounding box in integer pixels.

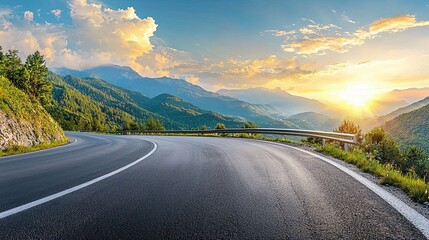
[{"left": 0, "top": 77, "right": 66, "bottom": 150}]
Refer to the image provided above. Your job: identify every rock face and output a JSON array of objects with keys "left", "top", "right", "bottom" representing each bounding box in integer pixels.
[
  {"left": 0, "top": 111, "right": 65, "bottom": 150},
  {"left": 0, "top": 77, "right": 66, "bottom": 150}
]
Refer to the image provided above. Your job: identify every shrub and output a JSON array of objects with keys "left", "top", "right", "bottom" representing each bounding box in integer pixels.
[
  {"left": 243, "top": 121, "right": 258, "bottom": 129},
  {"left": 373, "top": 137, "right": 404, "bottom": 167},
  {"left": 404, "top": 146, "right": 427, "bottom": 174},
  {"left": 334, "top": 119, "right": 363, "bottom": 145}
]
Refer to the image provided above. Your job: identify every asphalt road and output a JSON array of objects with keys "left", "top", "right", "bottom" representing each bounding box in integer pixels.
[{"left": 0, "top": 132, "right": 426, "bottom": 239}]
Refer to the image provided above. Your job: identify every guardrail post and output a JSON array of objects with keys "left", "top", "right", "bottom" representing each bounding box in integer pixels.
[
  {"left": 344, "top": 143, "right": 349, "bottom": 151},
  {"left": 322, "top": 138, "right": 326, "bottom": 145}
]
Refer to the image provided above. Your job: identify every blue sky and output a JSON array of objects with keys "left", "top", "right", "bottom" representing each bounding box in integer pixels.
[{"left": 1, "top": 0, "right": 429, "bottom": 102}]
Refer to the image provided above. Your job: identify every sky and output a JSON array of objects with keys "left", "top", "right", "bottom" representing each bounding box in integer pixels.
[{"left": 0, "top": 0, "right": 429, "bottom": 103}]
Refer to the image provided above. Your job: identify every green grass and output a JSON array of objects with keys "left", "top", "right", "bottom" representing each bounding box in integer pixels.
[
  {"left": 317, "top": 144, "right": 429, "bottom": 203},
  {"left": 0, "top": 140, "right": 68, "bottom": 157}
]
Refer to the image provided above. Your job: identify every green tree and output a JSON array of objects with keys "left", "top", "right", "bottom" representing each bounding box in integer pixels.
[
  {"left": 24, "top": 51, "right": 51, "bottom": 104},
  {"left": 201, "top": 124, "right": 208, "bottom": 130},
  {"left": 145, "top": 117, "right": 165, "bottom": 130},
  {"left": 123, "top": 123, "right": 131, "bottom": 131},
  {"left": 363, "top": 127, "right": 387, "bottom": 153},
  {"left": 3, "top": 50, "right": 30, "bottom": 92},
  {"left": 243, "top": 121, "right": 258, "bottom": 129},
  {"left": 334, "top": 119, "right": 363, "bottom": 144},
  {"left": 404, "top": 146, "right": 427, "bottom": 173},
  {"left": 129, "top": 122, "right": 139, "bottom": 131},
  {"left": 374, "top": 137, "right": 404, "bottom": 167},
  {"left": 215, "top": 123, "right": 226, "bottom": 129},
  {"left": 0, "top": 46, "right": 6, "bottom": 76},
  {"left": 416, "top": 158, "right": 429, "bottom": 181}
]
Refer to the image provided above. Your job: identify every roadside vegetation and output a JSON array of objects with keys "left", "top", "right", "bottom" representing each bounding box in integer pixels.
[
  {"left": 0, "top": 140, "right": 67, "bottom": 157},
  {"left": 317, "top": 120, "right": 429, "bottom": 203}
]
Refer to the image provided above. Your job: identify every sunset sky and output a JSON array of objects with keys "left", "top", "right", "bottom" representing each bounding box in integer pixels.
[{"left": 0, "top": 0, "right": 428, "bottom": 103}]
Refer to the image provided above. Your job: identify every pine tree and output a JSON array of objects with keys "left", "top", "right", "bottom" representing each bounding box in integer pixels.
[{"left": 24, "top": 51, "right": 51, "bottom": 105}]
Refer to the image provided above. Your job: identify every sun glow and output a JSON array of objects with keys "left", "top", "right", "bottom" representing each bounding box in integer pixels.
[{"left": 341, "top": 83, "right": 377, "bottom": 108}]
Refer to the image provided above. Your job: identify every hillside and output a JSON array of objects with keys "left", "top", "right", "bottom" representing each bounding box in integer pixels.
[
  {"left": 362, "top": 96, "right": 429, "bottom": 130},
  {"left": 217, "top": 87, "right": 328, "bottom": 115},
  {"left": 384, "top": 103, "right": 429, "bottom": 153},
  {"left": 286, "top": 112, "right": 340, "bottom": 131},
  {"left": 47, "top": 73, "right": 245, "bottom": 130},
  {"left": 52, "top": 65, "right": 296, "bottom": 128},
  {"left": 0, "top": 77, "right": 66, "bottom": 150}
]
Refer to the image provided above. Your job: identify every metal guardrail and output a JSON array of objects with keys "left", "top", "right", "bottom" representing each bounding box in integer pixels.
[{"left": 103, "top": 128, "right": 358, "bottom": 147}]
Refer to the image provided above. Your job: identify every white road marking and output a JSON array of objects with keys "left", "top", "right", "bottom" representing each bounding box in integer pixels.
[
  {"left": 266, "top": 141, "right": 429, "bottom": 238},
  {"left": 0, "top": 141, "right": 157, "bottom": 219}
]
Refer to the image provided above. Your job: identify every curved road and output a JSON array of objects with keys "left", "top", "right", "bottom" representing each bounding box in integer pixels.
[{"left": 0, "top": 132, "right": 426, "bottom": 239}]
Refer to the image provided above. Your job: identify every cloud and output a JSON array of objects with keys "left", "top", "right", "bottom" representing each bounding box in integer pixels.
[
  {"left": 0, "top": 0, "right": 158, "bottom": 71},
  {"left": 368, "top": 15, "right": 429, "bottom": 34},
  {"left": 340, "top": 13, "right": 356, "bottom": 24},
  {"left": 281, "top": 15, "right": 429, "bottom": 55},
  {"left": 24, "top": 10, "right": 33, "bottom": 21},
  {"left": 282, "top": 36, "right": 364, "bottom": 55},
  {"left": 134, "top": 46, "right": 194, "bottom": 78},
  {"left": 50, "top": 9, "right": 62, "bottom": 19},
  {"left": 265, "top": 29, "right": 296, "bottom": 37},
  {"left": 174, "top": 55, "right": 314, "bottom": 89},
  {"left": 299, "top": 27, "right": 316, "bottom": 35}
]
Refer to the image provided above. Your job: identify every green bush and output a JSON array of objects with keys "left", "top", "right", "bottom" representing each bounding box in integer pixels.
[{"left": 317, "top": 144, "right": 429, "bottom": 203}]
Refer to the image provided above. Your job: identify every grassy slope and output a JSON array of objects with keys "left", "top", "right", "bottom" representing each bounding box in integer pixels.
[{"left": 0, "top": 76, "right": 66, "bottom": 152}]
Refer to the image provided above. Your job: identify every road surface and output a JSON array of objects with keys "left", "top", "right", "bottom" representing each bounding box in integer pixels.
[{"left": 0, "top": 132, "right": 426, "bottom": 239}]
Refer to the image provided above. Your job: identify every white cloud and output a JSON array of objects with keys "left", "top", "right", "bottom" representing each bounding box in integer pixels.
[
  {"left": 50, "top": 9, "right": 62, "bottom": 19},
  {"left": 280, "top": 15, "right": 429, "bottom": 55},
  {"left": 24, "top": 10, "right": 33, "bottom": 22},
  {"left": 0, "top": 0, "right": 158, "bottom": 72},
  {"left": 341, "top": 13, "right": 356, "bottom": 24}
]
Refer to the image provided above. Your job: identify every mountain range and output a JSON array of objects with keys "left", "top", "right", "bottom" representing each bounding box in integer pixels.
[
  {"left": 47, "top": 73, "right": 245, "bottom": 130},
  {"left": 52, "top": 64, "right": 429, "bottom": 134},
  {"left": 365, "top": 96, "right": 429, "bottom": 129},
  {"left": 52, "top": 65, "right": 297, "bottom": 128},
  {"left": 217, "top": 87, "right": 328, "bottom": 115}
]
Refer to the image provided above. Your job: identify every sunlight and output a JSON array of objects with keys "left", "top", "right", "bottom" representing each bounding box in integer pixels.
[{"left": 341, "top": 83, "right": 377, "bottom": 108}]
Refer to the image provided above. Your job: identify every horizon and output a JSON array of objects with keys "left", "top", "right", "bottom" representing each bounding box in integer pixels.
[{"left": 1, "top": 0, "right": 429, "bottom": 108}]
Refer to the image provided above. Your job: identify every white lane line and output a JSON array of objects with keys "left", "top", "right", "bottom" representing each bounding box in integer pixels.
[
  {"left": 0, "top": 141, "right": 157, "bottom": 219},
  {"left": 265, "top": 141, "right": 429, "bottom": 238}
]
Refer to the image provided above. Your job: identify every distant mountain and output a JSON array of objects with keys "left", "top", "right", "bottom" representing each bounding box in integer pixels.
[
  {"left": 52, "top": 65, "right": 296, "bottom": 128},
  {"left": 217, "top": 87, "right": 328, "bottom": 115},
  {"left": 366, "top": 99, "right": 409, "bottom": 117},
  {"left": 47, "top": 73, "right": 245, "bottom": 130},
  {"left": 285, "top": 112, "right": 341, "bottom": 131},
  {"left": 379, "top": 87, "right": 429, "bottom": 104},
  {"left": 366, "top": 97, "right": 429, "bottom": 129},
  {"left": 384, "top": 103, "right": 429, "bottom": 153}
]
